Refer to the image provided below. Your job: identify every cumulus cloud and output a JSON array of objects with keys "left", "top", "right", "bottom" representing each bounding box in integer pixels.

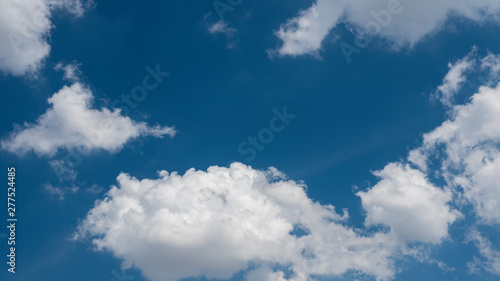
[
  {"left": 1, "top": 82, "right": 175, "bottom": 156},
  {"left": 0, "top": 0, "right": 89, "bottom": 76},
  {"left": 357, "top": 163, "right": 459, "bottom": 243},
  {"left": 409, "top": 83, "right": 500, "bottom": 224},
  {"left": 410, "top": 83, "right": 500, "bottom": 224},
  {"left": 78, "top": 163, "right": 408, "bottom": 281},
  {"left": 273, "top": 0, "right": 500, "bottom": 56},
  {"left": 408, "top": 50, "right": 500, "bottom": 225}
]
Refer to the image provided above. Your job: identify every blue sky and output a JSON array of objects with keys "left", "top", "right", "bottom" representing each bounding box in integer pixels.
[{"left": 1, "top": 0, "right": 500, "bottom": 281}]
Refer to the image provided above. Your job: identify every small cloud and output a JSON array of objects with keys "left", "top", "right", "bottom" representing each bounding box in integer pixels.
[
  {"left": 87, "top": 183, "right": 103, "bottom": 193},
  {"left": 1, "top": 82, "right": 176, "bottom": 157},
  {"left": 55, "top": 61, "right": 82, "bottom": 82},
  {"left": 206, "top": 20, "right": 238, "bottom": 49},
  {"left": 202, "top": 11, "right": 213, "bottom": 21},
  {"left": 435, "top": 47, "right": 477, "bottom": 107},
  {"left": 208, "top": 21, "right": 236, "bottom": 35},
  {"left": 44, "top": 183, "right": 79, "bottom": 200}
]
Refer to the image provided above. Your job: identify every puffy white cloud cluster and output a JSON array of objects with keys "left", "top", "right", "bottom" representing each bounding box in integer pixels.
[
  {"left": 78, "top": 163, "right": 405, "bottom": 281},
  {"left": 273, "top": 0, "right": 500, "bottom": 56},
  {"left": 357, "top": 163, "right": 459, "bottom": 243},
  {"left": 0, "top": 0, "right": 89, "bottom": 76},
  {"left": 410, "top": 51, "right": 500, "bottom": 225},
  {"left": 1, "top": 82, "right": 175, "bottom": 156}
]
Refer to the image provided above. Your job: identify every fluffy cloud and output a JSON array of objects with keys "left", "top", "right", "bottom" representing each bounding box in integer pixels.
[
  {"left": 0, "top": 0, "right": 89, "bottom": 76},
  {"left": 357, "top": 163, "right": 459, "bottom": 243},
  {"left": 78, "top": 163, "right": 405, "bottom": 281},
  {"left": 411, "top": 83, "right": 500, "bottom": 225},
  {"left": 273, "top": 0, "right": 500, "bottom": 56},
  {"left": 1, "top": 82, "right": 175, "bottom": 156},
  {"left": 408, "top": 51, "right": 500, "bottom": 225},
  {"left": 456, "top": 149, "right": 500, "bottom": 224}
]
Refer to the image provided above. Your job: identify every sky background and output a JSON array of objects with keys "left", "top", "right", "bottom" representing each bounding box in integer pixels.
[{"left": 1, "top": 0, "right": 500, "bottom": 281}]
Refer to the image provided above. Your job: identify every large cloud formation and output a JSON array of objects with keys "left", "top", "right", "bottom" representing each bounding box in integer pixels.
[
  {"left": 77, "top": 162, "right": 459, "bottom": 281},
  {"left": 410, "top": 51, "right": 500, "bottom": 225},
  {"left": 273, "top": 0, "right": 500, "bottom": 56},
  {"left": 0, "top": 0, "right": 89, "bottom": 76},
  {"left": 1, "top": 81, "right": 175, "bottom": 156}
]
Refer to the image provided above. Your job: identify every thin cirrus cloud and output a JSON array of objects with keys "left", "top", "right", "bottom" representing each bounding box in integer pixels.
[
  {"left": 272, "top": 0, "right": 500, "bottom": 56},
  {"left": 0, "top": 0, "right": 90, "bottom": 76},
  {"left": 1, "top": 74, "right": 176, "bottom": 157},
  {"left": 77, "top": 49, "right": 500, "bottom": 281}
]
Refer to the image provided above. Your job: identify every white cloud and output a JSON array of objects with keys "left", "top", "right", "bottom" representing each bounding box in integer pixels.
[
  {"left": 0, "top": 0, "right": 89, "bottom": 76},
  {"left": 206, "top": 20, "right": 238, "bottom": 49},
  {"left": 44, "top": 183, "right": 79, "bottom": 200},
  {"left": 1, "top": 82, "right": 175, "bottom": 156},
  {"left": 467, "top": 230, "right": 500, "bottom": 274},
  {"left": 208, "top": 21, "right": 236, "bottom": 35},
  {"left": 436, "top": 48, "right": 477, "bottom": 107},
  {"left": 408, "top": 50, "right": 500, "bottom": 226},
  {"left": 55, "top": 61, "right": 82, "bottom": 82},
  {"left": 412, "top": 90, "right": 500, "bottom": 224},
  {"left": 454, "top": 148, "right": 500, "bottom": 224},
  {"left": 481, "top": 52, "right": 500, "bottom": 81},
  {"left": 274, "top": 1, "right": 344, "bottom": 57},
  {"left": 273, "top": 0, "right": 500, "bottom": 56},
  {"left": 78, "top": 163, "right": 406, "bottom": 281},
  {"left": 357, "top": 163, "right": 460, "bottom": 243}
]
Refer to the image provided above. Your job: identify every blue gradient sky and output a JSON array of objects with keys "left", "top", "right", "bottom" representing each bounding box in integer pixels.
[{"left": 1, "top": 1, "right": 500, "bottom": 281}]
